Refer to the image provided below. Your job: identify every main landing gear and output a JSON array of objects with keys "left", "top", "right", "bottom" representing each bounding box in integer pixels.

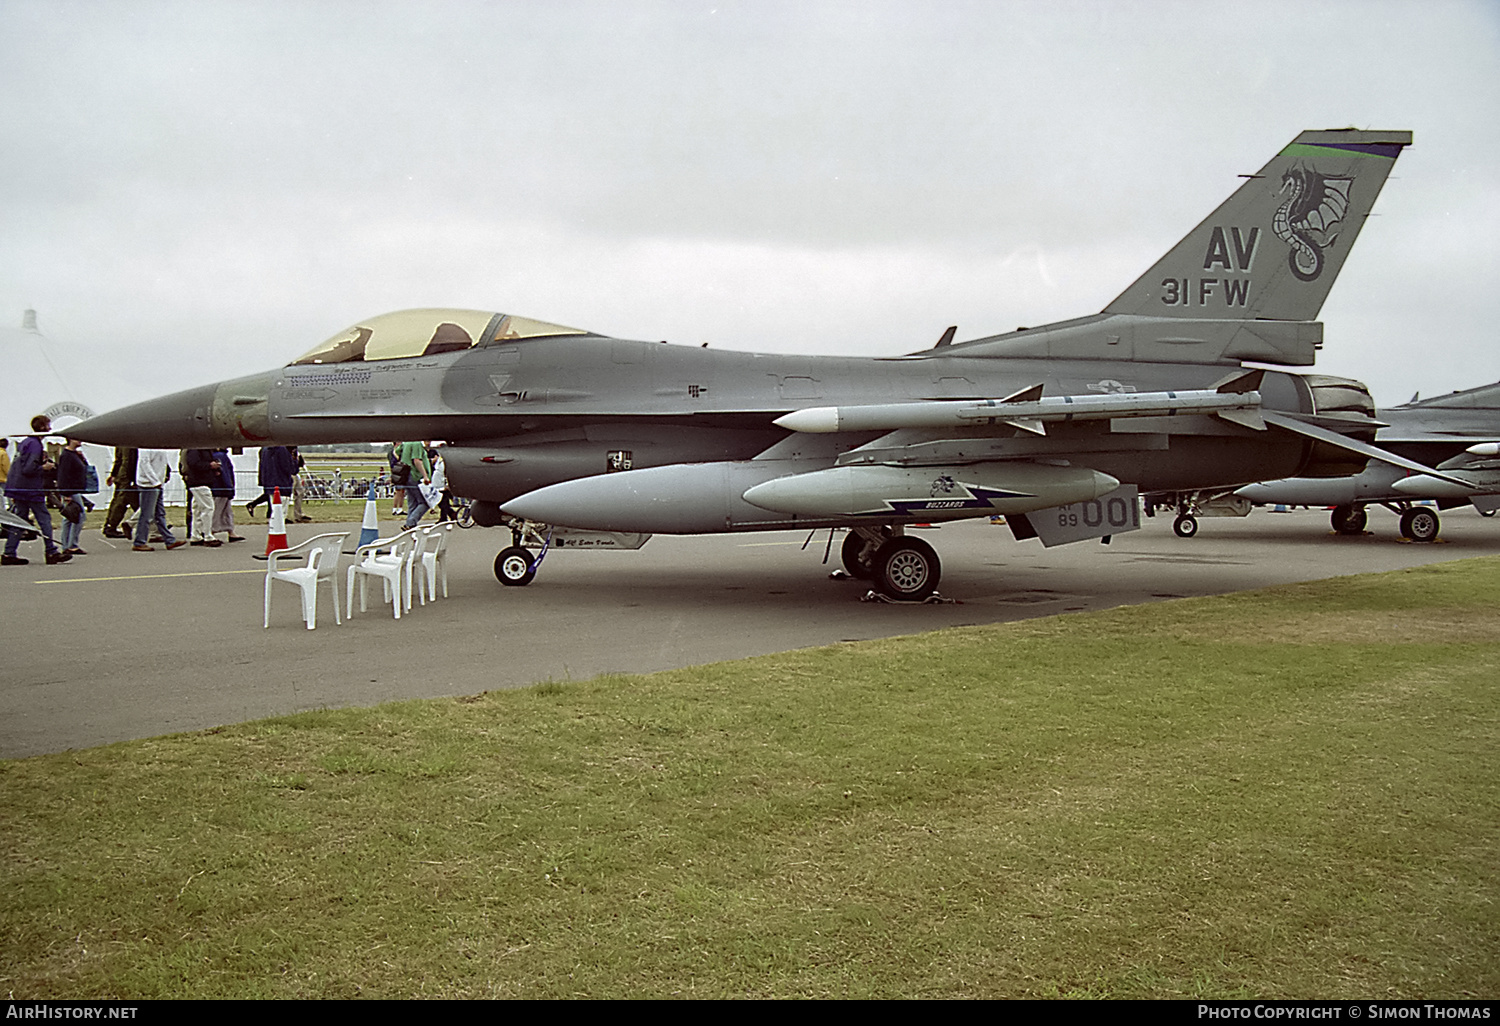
[
  {"left": 841, "top": 526, "right": 942, "bottom": 601},
  {"left": 1398, "top": 506, "right": 1440, "bottom": 543},
  {"left": 1329, "top": 502, "right": 1439, "bottom": 542},
  {"left": 1330, "top": 503, "right": 1367, "bottom": 535}
]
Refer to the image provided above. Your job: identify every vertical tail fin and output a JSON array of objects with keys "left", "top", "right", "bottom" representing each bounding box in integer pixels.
[{"left": 1104, "top": 129, "right": 1411, "bottom": 322}]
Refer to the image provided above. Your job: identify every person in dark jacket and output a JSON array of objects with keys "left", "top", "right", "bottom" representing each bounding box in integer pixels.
[
  {"left": 3, "top": 415, "right": 70, "bottom": 566},
  {"left": 184, "top": 449, "right": 222, "bottom": 546},
  {"left": 101, "top": 446, "right": 138, "bottom": 537},
  {"left": 246, "top": 446, "right": 297, "bottom": 518},
  {"left": 55, "top": 438, "right": 93, "bottom": 555},
  {"left": 210, "top": 448, "right": 244, "bottom": 542},
  {"left": 387, "top": 443, "right": 406, "bottom": 517}
]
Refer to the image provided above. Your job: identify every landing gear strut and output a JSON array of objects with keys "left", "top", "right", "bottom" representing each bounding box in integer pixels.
[
  {"left": 491, "top": 518, "right": 553, "bottom": 585},
  {"left": 840, "top": 526, "right": 893, "bottom": 580},
  {"left": 1160, "top": 494, "right": 1204, "bottom": 538},
  {"left": 1331, "top": 504, "right": 1367, "bottom": 535}
]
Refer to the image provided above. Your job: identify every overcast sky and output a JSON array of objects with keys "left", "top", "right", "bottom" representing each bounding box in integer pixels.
[{"left": 2, "top": 0, "right": 1497, "bottom": 415}]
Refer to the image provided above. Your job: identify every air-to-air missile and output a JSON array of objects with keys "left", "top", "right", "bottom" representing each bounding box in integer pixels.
[{"left": 75, "top": 128, "right": 1457, "bottom": 600}]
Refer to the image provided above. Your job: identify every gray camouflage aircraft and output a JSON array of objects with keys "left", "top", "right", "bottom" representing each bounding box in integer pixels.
[
  {"left": 1232, "top": 381, "right": 1500, "bottom": 541},
  {"left": 74, "top": 128, "right": 1451, "bottom": 599}
]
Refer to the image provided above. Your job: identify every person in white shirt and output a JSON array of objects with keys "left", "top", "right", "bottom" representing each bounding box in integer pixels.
[{"left": 132, "top": 449, "right": 186, "bottom": 552}]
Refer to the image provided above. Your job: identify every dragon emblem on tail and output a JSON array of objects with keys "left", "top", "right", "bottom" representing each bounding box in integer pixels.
[{"left": 1272, "top": 165, "right": 1353, "bottom": 282}]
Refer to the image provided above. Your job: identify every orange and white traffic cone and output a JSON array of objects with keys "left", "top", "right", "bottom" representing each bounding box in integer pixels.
[{"left": 265, "top": 487, "right": 289, "bottom": 556}]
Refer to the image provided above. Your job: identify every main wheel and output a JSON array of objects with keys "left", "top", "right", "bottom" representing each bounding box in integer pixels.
[
  {"left": 841, "top": 531, "right": 875, "bottom": 579},
  {"left": 494, "top": 545, "right": 537, "bottom": 586},
  {"left": 1172, "top": 514, "right": 1198, "bottom": 538},
  {"left": 1400, "top": 508, "right": 1440, "bottom": 543},
  {"left": 873, "top": 537, "right": 941, "bottom": 601},
  {"left": 1331, "top": 504, "right": 1367, "bottom": 535}
]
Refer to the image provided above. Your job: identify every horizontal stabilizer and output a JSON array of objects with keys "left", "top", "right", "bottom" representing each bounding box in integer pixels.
[{"left": 1262, "top": 411, "right": 1473, "bottom": 488}]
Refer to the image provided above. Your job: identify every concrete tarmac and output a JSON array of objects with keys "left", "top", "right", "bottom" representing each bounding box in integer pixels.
[{"left": 3, "top": 506, "right": 1498, "bottom": 758}]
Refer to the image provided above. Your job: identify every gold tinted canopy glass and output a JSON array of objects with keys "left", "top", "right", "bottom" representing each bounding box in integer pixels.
[{"left": 291, "top": 309, "right": 588, "bottom": 365}]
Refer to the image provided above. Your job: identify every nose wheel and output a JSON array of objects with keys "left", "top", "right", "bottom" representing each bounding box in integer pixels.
[{"left": 495, "top": 545, "right": 538, "bottom": 586}]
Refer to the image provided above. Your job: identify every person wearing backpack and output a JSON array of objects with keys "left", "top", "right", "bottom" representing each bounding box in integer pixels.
[{"left": 55, "top": 437, "right": 94, "bottom": 556}]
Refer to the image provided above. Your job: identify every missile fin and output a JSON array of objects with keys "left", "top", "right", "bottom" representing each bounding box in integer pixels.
[
  {"left": 1000, "top": 382, "right": 1045, "bottom": 404},
  {"left": 1216, "top": 408, "right": 1266, "bottom": 431}
]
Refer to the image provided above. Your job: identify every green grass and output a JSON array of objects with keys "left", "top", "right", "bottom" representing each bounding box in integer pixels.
[{"left": 3, "top": 559, "right": 1498, "bottom": 998}]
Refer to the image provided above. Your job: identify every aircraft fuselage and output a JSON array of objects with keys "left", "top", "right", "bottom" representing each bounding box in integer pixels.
[{"left": 74, "top": 335, "right": 1326, "bottom": 509}]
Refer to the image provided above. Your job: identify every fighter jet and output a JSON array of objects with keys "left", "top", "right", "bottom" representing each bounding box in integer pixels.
[
  {"left": 73, "top": 128, "right": 1444, "bottom": 600},
  {"left": 1233, "top": 381, "right": 1500, "bottom": 541}
]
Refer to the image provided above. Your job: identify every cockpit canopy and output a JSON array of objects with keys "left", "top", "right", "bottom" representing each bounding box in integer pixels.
[{"left": 290, "top": 308, "right": 590, "bottom": 365}]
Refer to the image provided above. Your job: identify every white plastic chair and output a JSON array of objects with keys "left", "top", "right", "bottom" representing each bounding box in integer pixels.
[
  {"left": 346, "top": 529, "right": 420, "bottom": 620},
  {"left": 416, "top": 522, "right": 455, "bottom": 605},
  {"left": 264, "top": 531, "right": 350, "bottom": 630},
  {"left": 405, "top": 527, "right": 433, "bottom": 612}
]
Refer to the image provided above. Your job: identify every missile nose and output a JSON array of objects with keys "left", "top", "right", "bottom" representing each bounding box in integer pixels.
[
  {"left": 67, "top": 383, "right": 222, "bottom": 448},
  {"left": 774, "top": 407, "right": 840, "bottom": 433}
]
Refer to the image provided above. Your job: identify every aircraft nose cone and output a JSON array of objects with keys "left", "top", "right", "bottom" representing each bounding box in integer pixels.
[{"left": 67, "top": 383, "right": 221, "bottom": 448}]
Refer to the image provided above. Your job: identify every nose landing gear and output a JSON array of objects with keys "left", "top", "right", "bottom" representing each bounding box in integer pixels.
[
  {"left": 495, "top": 546, "right": 538, "bottom": 586},
  {"left": 492, "top": 520, "right": 551, "bottom": 586}
]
